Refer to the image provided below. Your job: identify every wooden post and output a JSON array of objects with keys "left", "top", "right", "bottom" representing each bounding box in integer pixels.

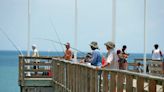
[
  {"left": 19, "top": 56, "right": 25, "bottom": 86},
  {"left": 103, "top": 70, "right": 109, "bottom": 92},
  {"left": 137, "top": 76, "right": 144, "bottom": 92},
  {"left": 80, "top": 66, "right": 84, "bottom": 92},
  {"left": 110, "top": 72, "right": 116, "bottom": 92},
  {"left": 117, "top": 73, "right": 124, "bottom": 92},
  {"left": 72, "top": 64, "right": 76, "bottom": 92},
  {"left": 94, "top": 70, "right": 98, "bottom": 92},
  {"left": 84, "top": 67, "right": 89, "bottom": 92},
  {"left": 126, "top": 75, "right": 133, "bottom": 92},
  {"left": 75, "top": 64, "right": 79, "bottom": 92},
  {"left": 66, "top": 62, "right": 69, "bottom": 91},
  {"left": 149, "top": 79, "right": 156, "bottom": 92},
  {"left": 162, "top": 81, "right": 164, "bottom": 92}
]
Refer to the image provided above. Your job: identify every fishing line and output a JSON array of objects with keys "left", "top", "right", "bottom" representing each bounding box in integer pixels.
[
  {"left": 0, "top": 27, "right": 23, "bottom": 56},
  {"left": 49, "top": 18, "right": 65, "bottom": 53},
  {"left": 50, "top": 42, "right": 61, "bottom": 56},
  {"left": 35, "top": 38, "right": 86, "bottom": 56}
]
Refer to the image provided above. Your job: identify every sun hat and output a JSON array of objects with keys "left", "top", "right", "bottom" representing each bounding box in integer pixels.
[
  {"left": 89, "top": 41, "right": 99, "bottom": 49},
  {"left": 104, "top": 41, "right": 115, "bottom": 49}
]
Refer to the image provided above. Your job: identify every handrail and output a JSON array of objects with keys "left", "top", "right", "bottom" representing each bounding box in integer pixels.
[
  {"left": 19, "top": 56, "right": 164, "bottom": 92},
  {"left": 18, "top": 56, "right": 54, "bottom": 86},
  {"left": 52, "top": 58, "right": 164, "bottom": 92}
]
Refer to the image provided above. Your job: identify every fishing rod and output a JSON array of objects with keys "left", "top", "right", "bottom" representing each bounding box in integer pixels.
[
  {"left": 51, "top": 42, "right": 62, "bottom": 56},
  {"left": 0, "top": 28, "right": 23, "bottom": 56},
  {"left": 36, "top": 38, "right": 86, "bottom": 56},
  {"left": 49, "top": 18, "right": 65, "bottom": 53}
]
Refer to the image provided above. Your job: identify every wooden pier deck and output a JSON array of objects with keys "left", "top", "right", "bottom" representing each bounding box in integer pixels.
[{"left": 19, "top": 56, "right": 164, "bottom": 92}]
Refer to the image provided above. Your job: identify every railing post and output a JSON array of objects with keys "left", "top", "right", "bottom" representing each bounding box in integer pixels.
[
  {"left": 149, "top": 79, "right": 156, "bottom": 92},
  {"left": 110, "top": 72, "right": 116, "bottom": 92},
  {"left": 84, "top": 67, "right": 89, "bottom": 92},
  {"left": 72, "top": 64, "right": 76, "bottom": 92},
  {"left": 103, "top": 70, "right": 109, "bottom": 92},
  {"left": 126, "top": 75, "right": 133, "bottom": 92},
  {"left": 137, "top": 76, "right": 144, "bottom": 92},
  {"left": 19, "top": 56, "right": 25, "bottom": 86},
  {"left": 162, "top": 81, "right": 164, "bottom": 92},
  {"left": 117, "top": 73, "right": 124, "bottom": 92}
]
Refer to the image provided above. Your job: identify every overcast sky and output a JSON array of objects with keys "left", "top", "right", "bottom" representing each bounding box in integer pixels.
[{"left": 0, "top": 0, "right": 164, "bottom": 53}]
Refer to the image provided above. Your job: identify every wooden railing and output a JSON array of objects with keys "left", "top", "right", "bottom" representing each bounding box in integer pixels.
[
  {"left": 19, "top": 56, "right": 164, "bottom": 92},
  {"left": 52, "top": 58, "right": 164, "bottom": 92},
  {"left": 133, "top": 58, "right": 163, "bottom": 75},
  {"left": 19, "top": 56, "right": 55, "bottom": 86}
]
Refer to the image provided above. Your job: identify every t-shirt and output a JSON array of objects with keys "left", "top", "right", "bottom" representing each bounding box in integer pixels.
[
  {"left": 106, "top": 49, "right": 118, "bottom": 69},
  {"left": 32, "top": 49, "right": 39, "bottom": 57},
  {"left": 90, "top": 49, "right": 102, "bottom": 67}
]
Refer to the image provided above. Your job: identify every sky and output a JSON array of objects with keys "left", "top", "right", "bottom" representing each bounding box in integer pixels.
[{"left": 0, "top": 0, "right": 164, "bottom": 54}]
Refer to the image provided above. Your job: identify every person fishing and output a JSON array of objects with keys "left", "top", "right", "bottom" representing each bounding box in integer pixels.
[
  {"left": 89, "top": 41, "right": 102, "bottom": 67},
  {"left": 32, "top": 44, "right": 40, "bottom": 75},
  {"left": 121, "top": 45, "right": 129, "bottom": 70},
  {"left": 101, "top": 41, "right": 118, "bottom": 69},
  {"left": 64, "top": 42, "right": 73, "bottom": 61},
  {"left": 79, "top": 52, "right": 92, "bottom": 65},
  {"left": 152, "top": 44, "right": 163, "bottom": 60}
]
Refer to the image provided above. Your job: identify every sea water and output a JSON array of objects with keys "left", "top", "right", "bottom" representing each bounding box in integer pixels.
[{"left": 0, "top": 50, "right": 151, "bottom": 92}]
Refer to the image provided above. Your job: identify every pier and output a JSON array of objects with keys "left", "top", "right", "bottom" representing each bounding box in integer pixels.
[{"left": 19, "top": 56, "right": 164, "bottom": 92}]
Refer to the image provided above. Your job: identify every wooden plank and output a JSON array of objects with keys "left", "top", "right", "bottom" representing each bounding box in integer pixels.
[
  {"left": 126, "top": 75, "right": 133, "bottom": 92},
  {"left": 117, "top": 73, "right": 124, "bottom": 92},
  {"left": 19, "top": 56, "right": 25, "bottom": 86},
  {"left": 22, "top": 87, "right": 53, "bottom": 92},
  {"left": 24, "top": 62, "right": 52, "bottom": 66},
  {"left": 149, "top": 79, "right": 156, "bottom": 92},
  {"left": 72, "top": 64, "right": 76, "bottom": 92},
  {"left": 95, "top": 70, "right": 98, "bottom": 92},
  {"left": 84, "top": 67, "right": 89, "bottom": 92},
  {"left": 137, "top": 76, "right": 144, "bottom": 92},
  {"left": 66, "top": 63, "right": 69, "bottom": 91},
  {"left": 80, "top": 66, "right": 84, "bottom": 92},
  {"left": 110, "top": 72, "right": 116, "bottom": 92},
  {"left": 89, "top": 69, "right": 93, "bottom": 92},
  {"left": 70, "top": 63, "right": 73, "bottom": 92},
  {"left": 75, "top": 64, "right": 79, "bottom": 92},
  {"left": 162, "top": 81, "right": 164, "bottom": 92},
  {"left": 88, "top": 67, "right": 91, "bottom": 92},
  {"left": 103, "top": 70, "right": 109, "bottom": 92},
  {"left": 24, "top": 79, "right": 52, "bottom": 86}
]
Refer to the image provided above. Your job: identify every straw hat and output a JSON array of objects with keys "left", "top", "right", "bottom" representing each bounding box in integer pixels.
[
  {"left": 89, "top": 41, "right": 99, "bottom": 49},
  {"left": 104, "top": 41, "right": 115, "bottom": 49}
]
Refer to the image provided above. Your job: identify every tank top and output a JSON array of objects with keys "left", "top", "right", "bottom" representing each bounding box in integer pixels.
[{"left": 152, "top": 49, "right": 161, "bottom": 60}]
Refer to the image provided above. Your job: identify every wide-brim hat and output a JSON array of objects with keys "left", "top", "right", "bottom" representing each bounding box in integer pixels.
[
  {"left": 89, "top": 41, "right": 99, "bottom": 49},
  {"left": 104, "top": 41, "right": 115, "bottom": 49}
]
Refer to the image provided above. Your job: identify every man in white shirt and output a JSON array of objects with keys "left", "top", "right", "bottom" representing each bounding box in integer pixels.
[{"left": 152, "top": 44, "right": 163, "bottom": 60}]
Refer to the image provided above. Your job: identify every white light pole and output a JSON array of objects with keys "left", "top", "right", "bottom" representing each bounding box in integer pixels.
[
  {"left": 74, "top": 0, "right": 78, "bottom": 61},
  {"left": 143, "top": 0, "right": 147, "bottom": 74},
  {"left": 112, "top": 0, "right": 116, "bottom": 43},
  {"left": 27, "top": 0, "right": 31, "bottom": 56},
  {"left": 26, "top": 0, "right": 31, "bottom": 76}
]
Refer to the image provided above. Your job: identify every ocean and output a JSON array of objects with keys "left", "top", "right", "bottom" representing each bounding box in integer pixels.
[{"left": 0, "top": 50, "right": 151, "bottom": 92}]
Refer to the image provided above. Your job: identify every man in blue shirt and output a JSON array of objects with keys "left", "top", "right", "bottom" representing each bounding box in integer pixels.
[{"left": 89, "top": 41, "right": 102, "bottom": 67}]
